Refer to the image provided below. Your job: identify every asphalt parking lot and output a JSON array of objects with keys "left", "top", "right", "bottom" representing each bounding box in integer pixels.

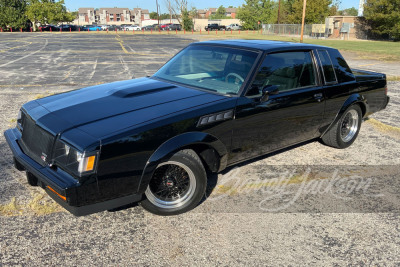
[{"left": 0, "top": 33, "right": 399, "bottom": 265}]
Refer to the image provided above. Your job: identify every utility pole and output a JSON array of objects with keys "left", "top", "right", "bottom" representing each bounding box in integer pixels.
[
  {"left": 156, "top": 0, "right": 160, "bottom": 25},
  {"left": 300, "top": 0, "right": 306, "bottom": 43},
  {"left": 277, "top": 0, "right": 281, "bottom": 24},
  {"left": 169, "top": 1, "right": 172, "bottom": 23}
]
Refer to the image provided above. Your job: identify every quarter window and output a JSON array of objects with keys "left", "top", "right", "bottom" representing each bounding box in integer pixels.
[
  {"left": 248, "top": 51, "right": 316, "bottom": 96},
  {"left": 317, "top": 50, "right": 337, "bottom": 84}
]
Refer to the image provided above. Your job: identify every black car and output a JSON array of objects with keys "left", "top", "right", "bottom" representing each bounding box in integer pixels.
[
  {"left": 107, "top": 25, "right": 122, "bottom": 31},
  {"left": 143, "top": 24, "right": 158, "bottom": 31},
  {"left": 59, "top": 24, "right": 78, "bottom": 31},
  {"left": 39, "top": 25, "right": 59, "bottom": 31},
  {"left": 166, "top": 24, "right": 182, "bottom": 31},
  {"left": 5, "top": 40, "right": 389, "bottom": 216},
  {"left": 205, "top": 23, "right": 225, "bottom": 31}
]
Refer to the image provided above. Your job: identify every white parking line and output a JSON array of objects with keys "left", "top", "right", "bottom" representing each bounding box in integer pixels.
[{"left": 0, "top": 39, "right": 48, "bottom": 68}]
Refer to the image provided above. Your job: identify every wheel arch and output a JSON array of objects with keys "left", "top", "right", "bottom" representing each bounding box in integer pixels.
[
  {"left": 321, "top": 94, "right": 367, "bottom": 138},
  {"left": 137, "top": 132, "right": 228, "bottom": 193}
]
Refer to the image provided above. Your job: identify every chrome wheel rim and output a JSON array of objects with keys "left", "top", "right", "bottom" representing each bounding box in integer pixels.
[
  {"left": 340, "top": 110, "right": 359, "bottom": 142},
  {"left": 145, "top": 161, "right": 196, "bottom": 209}
]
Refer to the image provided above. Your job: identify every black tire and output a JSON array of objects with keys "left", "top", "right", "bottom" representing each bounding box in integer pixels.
[
  {"left": 321, "top": 105, "right": 362, "bottom": 149},
  {"left": 140, "top": 149, "right": 207, "bottom": 216},
  {"left": 26, "top": 172, "right": 38, "bottom": 186}
]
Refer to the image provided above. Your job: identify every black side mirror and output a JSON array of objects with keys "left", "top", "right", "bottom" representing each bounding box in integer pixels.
[{"left": 260, "top": 85, "right": 279, "bottom": 102}]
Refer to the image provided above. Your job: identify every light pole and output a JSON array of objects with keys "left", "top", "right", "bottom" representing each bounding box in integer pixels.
[{"left": 300, "top": 0, "right": 307, "bottom": 43}]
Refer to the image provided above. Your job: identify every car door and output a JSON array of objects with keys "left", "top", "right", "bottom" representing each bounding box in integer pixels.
[{"left": 229, "top": 50, "right": 325, "bottom": 164}]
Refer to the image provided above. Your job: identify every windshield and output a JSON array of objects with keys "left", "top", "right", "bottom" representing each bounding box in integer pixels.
[{"left": 154, "top": 45, "right": 258, "bottom": 95}]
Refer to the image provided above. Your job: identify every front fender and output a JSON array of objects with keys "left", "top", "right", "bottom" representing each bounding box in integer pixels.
[
  {"left": 137, "top": 132, "right": 228, "bottom": 193},
  {"left": 321, "top": 93, "right": 367, "bottom": 137}
]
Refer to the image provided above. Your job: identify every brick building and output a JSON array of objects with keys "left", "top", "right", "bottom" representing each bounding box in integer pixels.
[
  {"left": 197, "top": 7, "right": 237, "bottom": 19},
  {"left": 77, "top": 7, "right": 149, "bottom": 26}
]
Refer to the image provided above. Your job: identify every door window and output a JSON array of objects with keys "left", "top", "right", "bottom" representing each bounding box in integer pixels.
[{"left": 248, "top": 51, "right": 316, "bottom": 96}]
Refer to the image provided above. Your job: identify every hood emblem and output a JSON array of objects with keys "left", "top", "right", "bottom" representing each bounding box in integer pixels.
[{"left": 41, "top": 153, "right": 47, "bottom": 162}]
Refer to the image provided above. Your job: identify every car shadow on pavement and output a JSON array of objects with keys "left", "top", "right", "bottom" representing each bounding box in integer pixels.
[
  {"left": 202, "top": 139, "right": 317, "bottom": 202},
  {"left": 107, "top": 201, "right": 140, "bottom": 213}
]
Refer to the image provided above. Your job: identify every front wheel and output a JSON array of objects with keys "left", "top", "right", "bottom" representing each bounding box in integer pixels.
[
  {"left": 141, "top": 149, "right": 207, "bottom": 215},
  {"left": 321, "top": 105, "right": 362, "bottom": 148}
]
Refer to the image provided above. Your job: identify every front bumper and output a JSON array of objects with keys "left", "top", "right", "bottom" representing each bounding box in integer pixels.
[{"left": 4, "top": 128, "right": 141, "bottom": 216}]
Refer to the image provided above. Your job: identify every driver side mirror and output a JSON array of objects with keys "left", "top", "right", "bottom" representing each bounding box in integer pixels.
[{"left": 260, "top": 85, "right": 279, "bottom": 102}]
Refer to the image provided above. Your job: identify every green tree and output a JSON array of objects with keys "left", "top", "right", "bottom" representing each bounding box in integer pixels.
[
  {"left": 149, "top": 11, "right": 158, "bottom": 19},
  {"left": 189, "top": 7, "right": 198, "bottom": 19},
  {"left": 237, "top": 0, "right": 276, "bottom": 30},
  {"left": 287, "top": 0, "right": 333, "bottom": 24},
  {"left": 363, "top": 0, "right": 400, "bottom": 40},
  {"left": 272, "top": 0, "right": 296, "bottom": 24},
  {"left": 181, "top": 8, "right": 193, "bottom": 30},
  {"left": 216, "top": 5, "right": 226, "bottom": 18},
  {"left": 329, "top": 0, "right": 340, "bottom": 15},
  {"left": 210, "top": 5, "right": 230, "bottom": 19},
  {"left": 338, "top": 7, "right": 358, "bottom": 16},
  {"left": 158, "top": 13, "right": 172, "bottom": 20},
  {"left": 26, "top": 0, "right": 73, "bottom": 31},
  {"left": 0, "top": 0, "right": 29, "bottom": 30}
]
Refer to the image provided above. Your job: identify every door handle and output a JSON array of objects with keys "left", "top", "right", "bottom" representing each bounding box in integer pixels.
[{"left": 314, "top": 93, "right": 323, "bottom": 102}]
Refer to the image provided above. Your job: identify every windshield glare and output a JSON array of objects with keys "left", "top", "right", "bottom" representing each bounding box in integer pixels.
[{"left": 154, "top": 45, "right": 258, "bottom": 95}]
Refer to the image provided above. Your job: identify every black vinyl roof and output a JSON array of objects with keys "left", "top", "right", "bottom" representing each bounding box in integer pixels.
[{"left": 192, "top": 39, "right": 332, "bottom": 52}]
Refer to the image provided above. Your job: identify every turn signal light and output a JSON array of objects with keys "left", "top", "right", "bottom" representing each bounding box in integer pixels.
[
  {"left": 85, "top": 156, "right": 96, "bottom": 172},
  {"left": 77, "top": 155, "right": 97, "bottom": 174},
  {"left": 47, "top": 186, "right": 66, "bottom": 201}
]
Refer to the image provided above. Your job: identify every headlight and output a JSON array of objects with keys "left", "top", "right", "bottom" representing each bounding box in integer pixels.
[
  {"left": 54, "top": 140, "right": 98, "bottom": 177},
  {"left": 17, "top": 110, "right": 23, "bottom": 131}
]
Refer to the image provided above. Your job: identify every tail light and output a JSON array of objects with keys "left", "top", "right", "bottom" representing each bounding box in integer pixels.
[{"left": 385, "top": 85, "right": 388, "bottom": 95}]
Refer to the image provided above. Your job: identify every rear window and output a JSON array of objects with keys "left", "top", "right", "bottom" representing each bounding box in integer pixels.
[
  {"left": 317, "top": 50, "right": 337, "bottom": 84},
  {"left": 329, "top": 49, "right": 355, "bottom": 83}
]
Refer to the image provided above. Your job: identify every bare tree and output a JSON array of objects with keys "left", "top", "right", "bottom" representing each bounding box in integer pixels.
[{"left": 164, "top": 0, "right": 188, "bottom": 24}]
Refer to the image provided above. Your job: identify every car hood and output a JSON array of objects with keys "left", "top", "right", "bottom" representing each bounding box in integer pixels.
[{"left": 25, "top": 78, "right": 226, "bottom": 143}]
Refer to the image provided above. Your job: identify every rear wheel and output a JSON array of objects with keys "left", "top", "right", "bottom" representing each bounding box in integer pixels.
[
  {"left": 321, "top": 105, "right": 362, "bottom": 148},
  {"left": 141, "top": 149, "right": 206, "bottom": 215}
]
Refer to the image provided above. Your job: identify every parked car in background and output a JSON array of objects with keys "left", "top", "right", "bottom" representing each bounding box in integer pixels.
[
  {"left": 39, "top": 25, "right": 59, "bottom": 31},
  {"left": 160, "top": 23, "right": 172, "bottom": 30},
  {"left": 166, "top": 24, "right": 182, "bottom": 31},
  {"left": 125, "top": 25, "right": 141, "bottom": 31},
  {"left": 226, "top": 24, "right": 241, "bottom": 30},
  {"left": 205, "top": 23, "right": 226, "bottom": 31},
  {"left": 143, "top": 24, "right": 158, "bottom": 31},
  {"left": 82, "top": 25, "right": 102, "bottom": 31},
  {"left": 120, "top": 24, "right": 132, "bottom": 29},
  {"left": 108, "top": 25, "right": 122, "bottom": 31},
  {"left": 100, "top": 25, "right": 111, "bottom": 31},
  {"left": 59, "top": 24, "right": 78, "bottom": 31}
]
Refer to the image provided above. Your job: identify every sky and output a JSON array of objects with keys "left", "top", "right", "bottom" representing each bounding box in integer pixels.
[{"left": 64, "top": 0, "right": 361, "bottom": 13}]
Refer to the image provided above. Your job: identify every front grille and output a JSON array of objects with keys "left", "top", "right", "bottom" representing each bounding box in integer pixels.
[{"left": 19, "top": 113, "right": 55, "bottom": 166}]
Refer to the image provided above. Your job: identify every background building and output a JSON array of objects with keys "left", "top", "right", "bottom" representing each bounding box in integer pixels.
[
  {"left": 325, "top": 16, "right": 357, "bottom": 40},
  {"left": 78, "top": 8, "right": 95, "bottom": 25},
  {"left": 76, "top": 8, "right": 149, "bottom": 26},
  {"left": 197, "top": 8, "right": 237, "bottom": 19}
]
